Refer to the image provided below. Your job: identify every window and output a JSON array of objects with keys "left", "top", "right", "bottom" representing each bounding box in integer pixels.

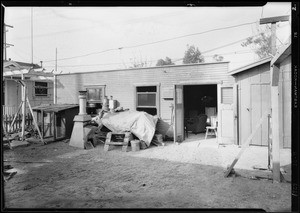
[
  {"left": 136, "top": 86, "right": 159, "bottom": 116},
  {"left": 35, "top": 82, "right": 48, "bottom": 96},
  {"left": 86, "top": 86, "right": 105, "bottom": 103},
  {"left": 221, "top": 87, "right": 233, "bottom": 104}
]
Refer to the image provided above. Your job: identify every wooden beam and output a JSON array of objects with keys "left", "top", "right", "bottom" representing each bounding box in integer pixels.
[
  {"left": 259, "top": 15, "right": 290, "bottom": 24},
  {"left": 271, "top": 65, "right": 280, "bottom": 86},
  {"left": 224, "top": 111, "right": 269, "bottom": 177},
  {"left": 271, "top": 86, "right": 281, "bottom": 182},
  {"left": 271, "top": 23, "right": 276, "bottom": 55},
  {"left": 27, "top": 97, "right": 45, "bottom": 144},
  {"left": 21, "top": 74, "right": 26, "bottom": 141}
]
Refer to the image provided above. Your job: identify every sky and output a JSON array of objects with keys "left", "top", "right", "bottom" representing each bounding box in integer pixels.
[{"left": 4, "top": 2, "right": 291, "bottom": 74}]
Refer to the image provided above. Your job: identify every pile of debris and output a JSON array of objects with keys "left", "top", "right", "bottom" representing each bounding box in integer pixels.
[
  {"left": 3, "top": 125, "right": 39, "bottom": 149},
  {"left": 3, "top": 165, "right": 17, "bottom": 182},
  {"left": 84, "top": 108, "right": 172, "bottom": 151}
]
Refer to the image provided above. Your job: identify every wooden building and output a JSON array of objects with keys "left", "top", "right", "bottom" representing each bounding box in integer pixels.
[
  {"left": 55, "top": 62, "right": 238, "bottom": 144},
  {"left": 229, "top": 48, "right": 291, "bottom": 149},
  {"left": 3, "top": 60, "right": 54, "bottom": 115},
  {"left": 229, "top": 57, "right": 272, "bottom": 147},
  {"left": 270, "top": 42, "right": 291, "bottom": 149}
]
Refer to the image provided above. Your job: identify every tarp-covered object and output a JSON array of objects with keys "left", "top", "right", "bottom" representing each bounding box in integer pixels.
[{"left": 101, "top": 111, "right": 158, "bottom": 146}]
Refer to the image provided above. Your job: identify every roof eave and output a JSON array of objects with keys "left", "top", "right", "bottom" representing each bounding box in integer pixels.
[
  {"left": 271, "top": 43, "right": 291, "bottom": 66},
  {"left": 229, "top": 57, "right": 272, "bottom": 75}
]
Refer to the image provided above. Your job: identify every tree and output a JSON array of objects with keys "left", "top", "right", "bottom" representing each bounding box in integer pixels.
[
  {"left": 213, "top": 54, "right": 224, "bottom": 62},
  {"left": 128, "top": 56, "right": 152, "bottom": 68},
  {"left": 156, "top": 57, "right": 175, "bottom": 66},
  {"left": 183, "top": 44, "right": 204, "bottom": 64},
  {"left": 241, "top": 25, "right": 272, "bottom": 59}
]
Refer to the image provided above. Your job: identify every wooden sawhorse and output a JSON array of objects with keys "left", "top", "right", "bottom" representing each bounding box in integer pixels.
[{"left": 104, "top": 132, "right": 131, "bottom": 152}]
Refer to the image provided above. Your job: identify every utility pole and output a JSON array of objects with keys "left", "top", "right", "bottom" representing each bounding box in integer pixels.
[
  {"left": 259, "top": 15, "right": 289, "bottom": 183},
  {"left": 260, "top": 15, "right": 289, "bottom": 55},
  {"left": 3, "top": 23, "right": 14, "bottom": 60},
  {"left": 31, "top": 7, "right": 34, "bottom": 64},
  {"left": 55, "top": 48, "right": 57, "bottom": 72},
  {"left": 54, "top": 48, "right": 57, "bottom": 104}
]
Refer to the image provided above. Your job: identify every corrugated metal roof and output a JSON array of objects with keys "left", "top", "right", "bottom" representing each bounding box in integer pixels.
[{"left": 32, "top": 104, "right": 79, "bottom": 112}]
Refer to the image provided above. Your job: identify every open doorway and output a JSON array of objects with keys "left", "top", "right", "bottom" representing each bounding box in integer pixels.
[{"left": 183, "top": 84, "right": 218, "bottom": 141}]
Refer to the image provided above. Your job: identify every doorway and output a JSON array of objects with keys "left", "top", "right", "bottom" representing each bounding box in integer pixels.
[{"left": 183, "top": 84, "right": 218, "bottom": 141}]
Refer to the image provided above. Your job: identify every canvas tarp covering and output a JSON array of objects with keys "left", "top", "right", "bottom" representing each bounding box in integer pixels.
[{"left": 101, "top": 111, "right": 158, "bottom": 146}]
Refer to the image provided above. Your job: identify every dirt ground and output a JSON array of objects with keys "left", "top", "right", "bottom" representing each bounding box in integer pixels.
[{"left": 3, "top": 136, "right": 291, "bottom": 211}]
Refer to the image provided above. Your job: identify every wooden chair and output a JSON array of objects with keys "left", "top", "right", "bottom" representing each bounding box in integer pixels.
[{"left": 205, "top": 116, "right": 218, "bottom": 140}]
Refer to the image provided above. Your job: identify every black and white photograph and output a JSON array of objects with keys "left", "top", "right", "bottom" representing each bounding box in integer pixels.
[{"left": 1, "top": 1, "right": 298, "bottom": 211}]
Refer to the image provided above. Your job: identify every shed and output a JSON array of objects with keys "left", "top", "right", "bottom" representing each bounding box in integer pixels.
[
  {"left": 55, "top": 62, "right": 238, "bottom": 145},
  {"left": 270, "top": 42, "right": 291, "bottom": 148},
  {"left": 32, "top": 104, "right": 79, "bottom": 141},
  {"left": 229, "top": 57, "right": 272, "bottom": 147}
]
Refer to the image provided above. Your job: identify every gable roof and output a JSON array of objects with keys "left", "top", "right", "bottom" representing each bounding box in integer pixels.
[
  {"left": 228, "top": 57, "right": 272, "bottom": 75},
  {"left": 4, "top": 60, "right": 41, "bottom": 71},
  {"left": 3, "top": 60, "right": 54, "bottom": 81}
]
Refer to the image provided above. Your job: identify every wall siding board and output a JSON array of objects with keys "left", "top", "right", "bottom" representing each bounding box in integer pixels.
[
  {"left": 57, "top": 63, "right": 232, "bottom": 123},
  {"left": 4, "top": 80, "right": 54, "bottom": 113},
  {"left": 235, "top": 62, "right": 271, "bottom": 146},
  {"left": 279, "top": 56, "right": 291, "bottom": 148}
]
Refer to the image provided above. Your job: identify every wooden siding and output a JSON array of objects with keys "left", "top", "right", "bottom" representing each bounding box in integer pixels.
[
  {"left": 278, "top": 55, "right": 291, "bottom": 148},
  {"left": 4, "top": 79, "right": 54, "bottom": 115},
  {"left": 234, "top": 62, "right": 271, "bottom": 146},
  {"left": 56, "top": 62, "right": 233, "bottom": 123}
]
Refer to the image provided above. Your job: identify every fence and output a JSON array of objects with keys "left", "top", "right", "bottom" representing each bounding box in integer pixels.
[
  {"left": 3, "top": 105, "right": 18, "bottom": 116},
  {"left": 2, "top": 113, "right": 33, "bottom": 133}
]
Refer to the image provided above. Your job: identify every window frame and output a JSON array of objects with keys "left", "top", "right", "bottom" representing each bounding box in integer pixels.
[
  {"left": 34, "top": 81, "right": 48, "bottom": 97},
  {"left": 134, "top": 83, "right": 160, "bottom": 117},
  {"left": 84, "top": 85, "right": 106, "bottom": 104}
]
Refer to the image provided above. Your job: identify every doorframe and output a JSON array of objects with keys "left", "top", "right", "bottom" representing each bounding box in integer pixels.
[{"left": 173, "top": 80, "right": 222, "bottom": 143}]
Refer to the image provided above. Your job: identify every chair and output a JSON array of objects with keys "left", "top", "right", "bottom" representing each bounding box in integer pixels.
[
  {"left": 205, "top": 116, "right": 218, "bottom": 139},
  {"left": 186, "top": 114, "right": 207, "bottom": 134}
]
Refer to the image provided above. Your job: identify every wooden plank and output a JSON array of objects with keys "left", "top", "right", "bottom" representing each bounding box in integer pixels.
[
  {"left": 106, "top": 142, "right": 126, "bottom": 145},
  {"left": 8, "top": 101, "right": 23, "bottom": 133},
  {"left": 27, "top": 97, "right": 45, "bottom": 144},
  {"left": 271, "top": 86, "right": 281, "bottom": 182},
  {"left": 224, "top": 111, "right": 269, "bottom": 177},
  {"left": 259, "top": 15, "right": 290, "bottom": 24},
  {"left": 251, "top": 84, "right": 261, "bottom": 145},
  {"left": 41, "top": 110, "right": 44, "bottom": 138}
]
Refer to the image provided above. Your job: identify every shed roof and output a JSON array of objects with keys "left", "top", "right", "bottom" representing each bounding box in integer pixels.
[
  {"left": 32, "top": 104, "right": 79, "bottom": 113},
  {"left": 271, "top": 42, "right": 291, "bottom": 66},
  {"left": 228, "top": 57, "right": 272, "bottom": 75}
]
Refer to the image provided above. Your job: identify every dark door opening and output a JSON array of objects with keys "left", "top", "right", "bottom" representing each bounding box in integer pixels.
[{"left": 183, "top": 84, "right": 218, "bottom": 140}]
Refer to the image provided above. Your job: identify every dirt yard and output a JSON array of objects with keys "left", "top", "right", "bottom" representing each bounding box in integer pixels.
[{"left": 3, "top": 138, "right": 291, "bottom": 211}]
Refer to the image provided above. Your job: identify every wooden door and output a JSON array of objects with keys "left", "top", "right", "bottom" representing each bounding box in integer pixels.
[
  {"left": 218, "top": 84, "right": 235, "bottom": 144},
  {"left": 43, "top": 112, "right": 54, "bottom": 138},
  {"left": 174, "top": 85, "right": 184, "bottom": 143},
  {"left": 250, "top": 83, "right": 270, "bottom": 146}
]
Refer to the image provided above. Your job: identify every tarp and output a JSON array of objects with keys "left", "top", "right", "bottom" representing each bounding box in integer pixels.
[{"left": 101, "top": 110, "right": 158, "bottom": 146}]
